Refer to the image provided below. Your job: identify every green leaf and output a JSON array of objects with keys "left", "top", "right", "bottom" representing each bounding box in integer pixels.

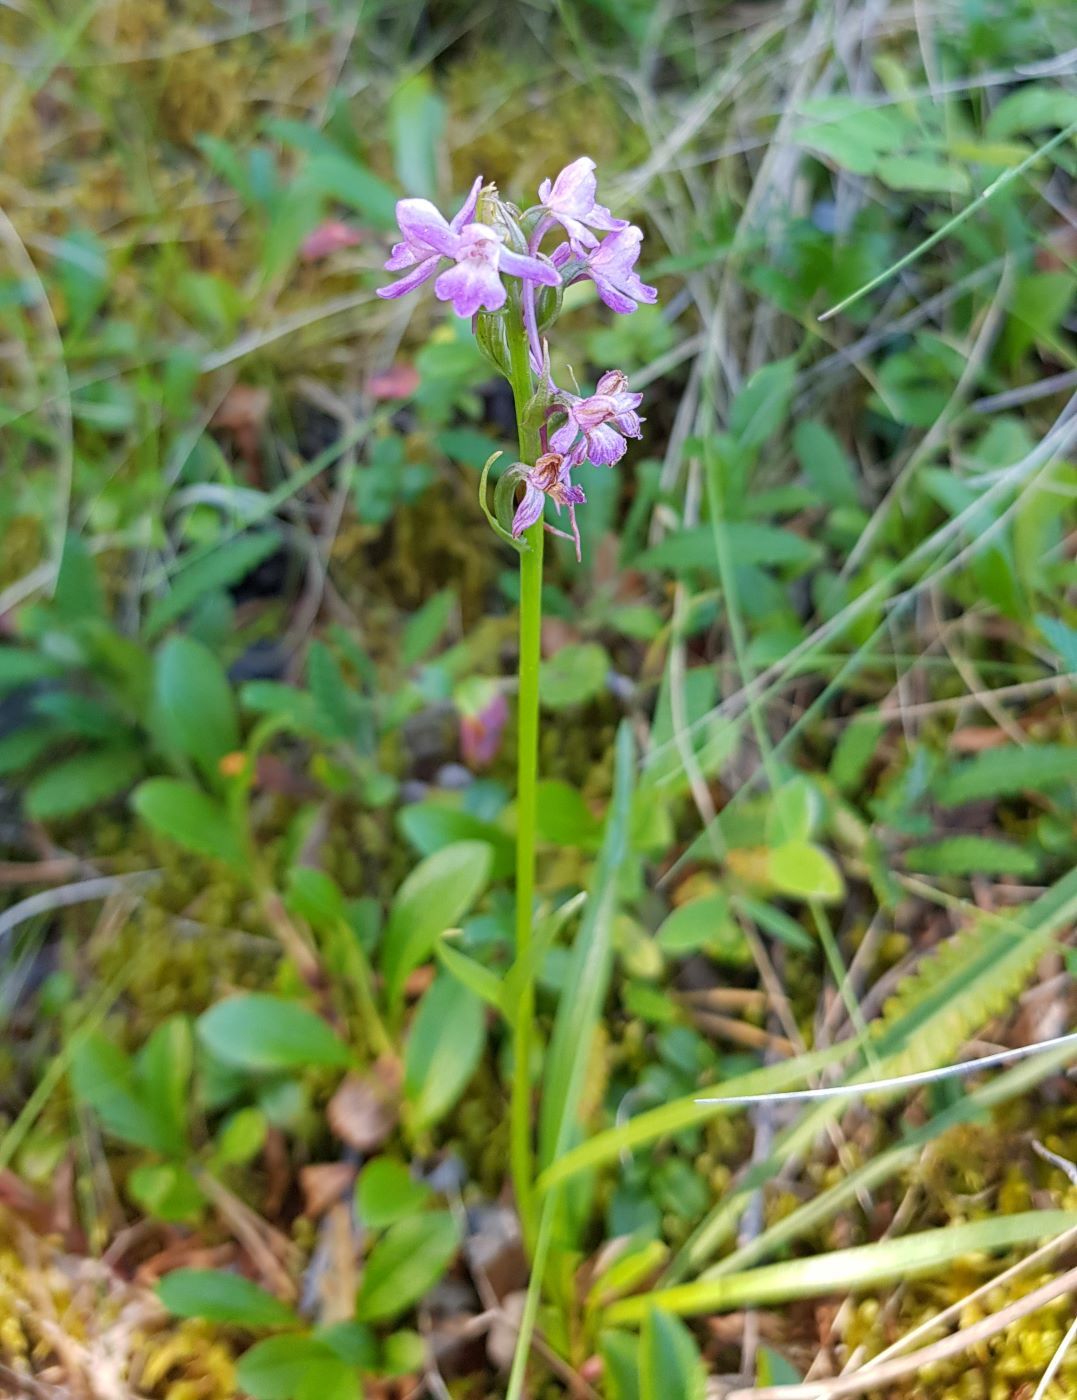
[
  {"left": 144, "top": 532, "right": 281, "bottom": 639},
  {"left": 158, "top": 1269, "right": 299, "bottom": 1328},
  {"left": 0, "top": 725, "right": 58, "bottom": 776},
  {"left": 875, "top": 155, "right": 970, "bottom": 194},
  {"left": 829, "top": 715, "right": 886, "bottom": 794},
  {"left": 154, "top": 634, "right": 238, "bottom": 777},
  {"left": 656, "top": 895, "right": 750, "bottom": 966},
  {"left": 25, "top": 746, "right": 144, "bottom": 820},
  {"left": 197, "top": 995, "right": 351, "bottom": 1073},
  {"left": 639, "top": 1308, "right": 706, "bottom": 1400},
  {"left": 54, "top": 533, "right": 105, "bottom": 623},
  {"left": 136, "top": 1016, "right": 193, "bottom": 1155},
  {"left": 934, "top": 745, "right": 1077, "bottom": 806},
  {"left": 389, "top": 73, "right": 445, "bottom": 199},
  {"left": 236, "top": 1336, "right": 360, "bottom": 1400},
  {"left": 728, "top": 356, "right": 797, "bottom": 450},
  {"left": 765, "top": 841, "right": 845, "bottom": 901},
  {"left": 286, "top": 867, "right": 346, "bottom": 931},
  {"left": 127, "top": 1163, "right": 206, "bottom": 1223},
  {"left": 765, "top": 776, "right": 822, "bottom": 844},
  {"left": 381, "top": 841, "right": 493, "bottom": 1010},
  {"left": 904, "top": 836, "right": 1040, "bottom": 878},
  {"left": 534, "top": 780, "right": 603, "bottom": 847},
  {"left": 398, "top": 802, "right": 513, "bottom": 880},
  {"left": 355, "top": 1211, "right": 460, "bottom": 1323},
  {"left": 794, "top": 98, "right": 909, "bottom": 174},
  {"left": 637, "top": 523, "right": 821, "bottom": 575},
  {"left": 599, "top": 1330, "right": 641, "bottom": 1400},
  {"left": 302, "top": 153, "right": 399, "bottom": 227},
  {"left": 212, "top": 1107, "right": 269, "bottom": 1166},
  {"left": 404, "top": 974, "right": 487, "bottom": 1130},
  {"left": 435, "top": 938, "right": 506, "bottom": 1017},
  {"left": 539, "top": 643, "right": 609, "bottom": 709},
  {"left": 70, "top": 1034, "right": 178, "bottom": 1155},
  {"left": 792, "top": 420, "right": 860, "bottom": 508},
  {"left": 731, "top": 895, "right": 814, "bottom": 954},
  {"left": 355, "top": 1159, "right": 432, "bottom": 1229},
  {"left": 132, "top": 779, "right": 245, "bottom": 869},
  {"left": 986, "top": 85, "right": 1077, "bottom": 140},
  {"left": 401, "top": 588, "right": 455, "bottom": 666},
  {"left": 0, "top": 647, "right": 65, "bottom": 693}
]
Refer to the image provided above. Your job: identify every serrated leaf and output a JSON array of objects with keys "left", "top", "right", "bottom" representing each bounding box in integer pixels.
[
  {"left": 935, "top": 745, "right": 1077, "bottom": 806},
  {"left": 904, "top": 835, "right": 1039, "bottom": 878}
]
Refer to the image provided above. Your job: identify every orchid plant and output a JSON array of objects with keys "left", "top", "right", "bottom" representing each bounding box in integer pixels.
[{"left": 378, "top": 156, "right": 655, "bottom": 1246}]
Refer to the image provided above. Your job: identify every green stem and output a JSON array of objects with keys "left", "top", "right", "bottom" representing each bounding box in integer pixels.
[{"left": 506, "top": 294, "right": 543, "bottom": 1249}]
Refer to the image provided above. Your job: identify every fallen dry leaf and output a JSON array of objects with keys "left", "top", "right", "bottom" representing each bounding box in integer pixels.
[{"left": 327, "top": 1062, "right": 401, "bottom": 1152}]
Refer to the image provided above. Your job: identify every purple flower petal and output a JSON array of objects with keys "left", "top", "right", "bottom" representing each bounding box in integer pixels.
[
  {"left": 385, "top": 239, "right": 417, "bottom": 272},
  {"left": 584, "top": 422, "right": 627, "bottom": 465},
  {"left": 549, "top": 420, "right": 578, "bottom": 455},
  {"left": 500, "top": 247, "right": 561, "bottom": 286},
  {"left": 376, "top": 256, "right": 440, "bottom": 299},
  {"left": 612, "top": 408, "right": 642, "bottom": 437},
  {"left": 540, "top": 158, "right": 597, "bottom": 218},
  {"left": 450, "top": 175, "right": 484, "bottom": 233},
  {"left": 396, "top": 199, "right": 460, "bottom": 258},
  {"left": 591, "top": 275, "right": 639, "bottom": 315},
  {"left": 511, "top": 483, "right": 545, "bottom": 536},
  {"left": 588, "top": 202, "right": 629, "bottom": 233},
  {"left": 435, "top": 258, "right": 506, "bottom": 317}
]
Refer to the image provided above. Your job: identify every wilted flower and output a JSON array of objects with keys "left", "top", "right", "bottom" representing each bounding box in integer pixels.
[
  {"left": 460, "top": 690, "right": 509, "bottom": 768},
  {"left": 557, "top": 225, "right": 657, "bottom": 315},
  {"left": 509, "top": 452, "right": 586, "bottom": 551},
  {"left": 538, "top": 157, "right": 627, "bottom": 252},
  {"left": 300, "top": 220, "right": 363, "bottom": 262},
  {"left": 378, "top": 178, "right": 559, "bottom": 317},
  {"left": 550, "top": 370, "right": 643, "bottom": 467}
]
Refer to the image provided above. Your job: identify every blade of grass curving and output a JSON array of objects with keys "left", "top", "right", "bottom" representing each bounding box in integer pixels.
[
  {"left": 605, "top": 1212, "right": 1077, "bottom": 1323},
  {"left": 506, "top": 722, "right": 636, "bottom": 1400},
  {"left": 818, "top": 122, "right": 1077, "bottom": 321},
  {"left": 705, "top": 1036, "right": 1077, "bottom": 1280},
  {"left": 668, "top": 866, "right": 1077, "bottom": 1281}
]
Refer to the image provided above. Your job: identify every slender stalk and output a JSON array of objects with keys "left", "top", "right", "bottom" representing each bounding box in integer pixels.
[{"left": 506, "top": 291, "right": 544, "bottom": 1248}]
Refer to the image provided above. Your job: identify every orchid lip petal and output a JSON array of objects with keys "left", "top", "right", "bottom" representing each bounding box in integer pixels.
[{"left": 434, "top": 259, "right": 506, "bottom": 317}]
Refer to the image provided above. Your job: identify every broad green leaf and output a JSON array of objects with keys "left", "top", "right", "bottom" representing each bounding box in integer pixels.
[
  {"left": 792, "top": 420, "right": 859, "bottom": 509},
  {"left": 656, "top": 894, "right": 750, "bottom": 966},
  {"left": 728, "top": 356, "right": 796, "bottom": 450},
  {"left": 0, "top": 725, "right": 57, "bottom": 776},
  {"left": 539, "top": 643, "right": 610, "bottom": 709},
  {"left": 154, "top": 635, "right": 238, "bottom": 777},
  {"left": 829, "top": 715, "right": 886, "bottom": 794},
  {"left": 236, "top": 1336, "right": 359, "bottom": 1400},
  {"left": 534, "top": 780, "right": 603, "bottom": 847},
  {"left": 875, "top": 155, "right": 970, "bottom": 194},
  {"left": 404, "top": 974, "right": 487, "bottom": 1130},
  {"left": 53, "top": 533, "right": 105, "bottom": 622},
  {"left": 25, "top": 746, "right": 143, "bottom": 820},
  {"left": 794, "top": 98, "right": 908, "bottom": 174},
  {"left": 599, "top": 1331, "right": 641, "bottom": 1400},
  {"left": 934, "top": 745, "right": 1077, "bottom": 806},
  {"left": 398, "top": 802, "right": 513, "bottom": 879},
  {"left": 986, "top": 85, "right": 1077, "bottom": 139},
  {"left": 132, "top": 779, "right": 245, "bottom": 869},
  {"left": 639, "top": 1308, "right": 705, "bottom": 1400},
  {"left": 355, "top": 1211, "right": 460, "bottom": 1323},
  {"left": 127, "top": 1163, "right": 205, "bottom": 1223},
  {"left": 286, "top": 867, "right": 345, "bottom": 931},
  {"left": 197, "top": 995, "right": 351, "bottom": 1073},
  {"left": 435, "top": 938, "right": 505, "bottom": 1016},
  {"left": 136, "top": 1016, "right": 193, "bottom": 1155},
  {"left": 637, "top": 523, "right": 821, "bottom": 575},
  {"left": 765, "top": 841, "right": 845, "bottom": 901},
  {"left": 0, "top": 647, "right": 65, "bottom": 693},
  {"left": 401, "top": 588, "right": 455, "bottom": 666},
  {"left": 904, "top": 835, "right": 1039, "bottom": 878},
  {"left": 212, "top": 1107, "right": 268, "bottom": 1166},
  {"left": 144, "top": 532, "right": 281, "bottom": 638},
  {"left": 731, "top": 895, "right": 814, "bottom": 954},
  {"left": 158, "top": 1269, "right": 298, "bottom": 1327},
  {"left": 381, "top": 841, "right": 493, "bottom": 1010},
  {"left": 355, "top": 1159, "right": 432, "bottom": 1229},
  {"left": 70, "top": 1034, "right": 178, "bottom": 1155},
  {"left": 607, "top": 1212, "right": 1077, "bottom": 1321},
  {"left": 765, "top": 776, "right": 822, "bottom": 844},
  {"left": 302, "top": 153, "right": 399, "bottom": 227}
]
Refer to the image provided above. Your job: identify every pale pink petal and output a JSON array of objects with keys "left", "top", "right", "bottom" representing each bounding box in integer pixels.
[
  {"left": 584, "top": 422, "right": 627, "bottom": 465},
  {"left": 549, "top": 419, "right": 579, "bottom": 454},
  {"left": 450, "top": 175, "right": 484, "bottom": 233},
  {"left": 511, "top": 483, "right": 545, "bottom": 536},
  {"left": 499, "top": 248, "right": 561, "bottom": 286}
]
